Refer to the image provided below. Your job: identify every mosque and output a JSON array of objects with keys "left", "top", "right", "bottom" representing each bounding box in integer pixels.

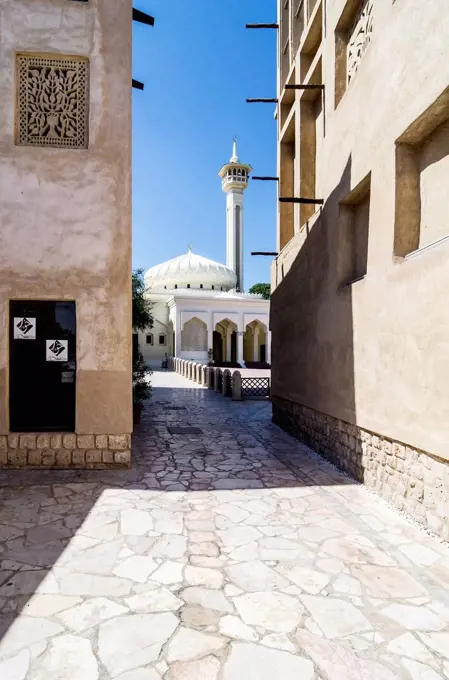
[{"left": 137, "top": 142, "right": 271, "bottom": 368}]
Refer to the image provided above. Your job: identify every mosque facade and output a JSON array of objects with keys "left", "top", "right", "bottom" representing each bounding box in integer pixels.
[{"left": 137, "top": 143, "right": 271, "bottom": 368}]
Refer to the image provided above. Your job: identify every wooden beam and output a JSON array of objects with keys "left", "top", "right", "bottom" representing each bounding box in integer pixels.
[
  {"left": 252, "top": 176, "right": 279, "bottom": 181},
  {"left": 246, "top": 23, "right": 279, "bottom": 29},
  {"left": 251, "top": 252, "right": 278, "bottom": 256},
  {"left": 132, "top": 79, "right": 144, "bottom": 91},
  {"left": 246, "top": 98, "right": 278, "bottom": 103},
  {"left": 133, "top": 8, "right": 155, "bottom": 26},
  {"left": 279, "top": 197, "right": 324, "bottom": 205},
  {"left": 285, "top": 84, "right": 325, "bottom": 90}
]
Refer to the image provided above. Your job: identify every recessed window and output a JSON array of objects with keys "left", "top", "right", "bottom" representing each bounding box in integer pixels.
[
  {"left": 159, "top": 334, "right": 166, "bottom": 346},
  {"left": 335, "top": 0, "right": 374, "bottom": 107},
  {"left": 200, "top": 284, "right": 203, "bottom": 289},
  {"left": 187, "top": 284, "right": 190, "bottom": 288},
  {"left": 292, "top": 0, "right": 305, "bottom": 55},
  {"left": 395, "top": 90, "right": 449, "bottom": 257},
  {"left": 174, "top": 284, "right": 177, "bottom": 289},
  {"left": 338, "top": 173, "right": 371, "bottom": 286},
  {"left": 212, "top": 285, "right": 215, "bottom": 290},
  {"left": 280, "top": 135, "right": 295, "bottom": 249},
  {"left": 146, "top": 334, "right": 153, "bottom": 345}
]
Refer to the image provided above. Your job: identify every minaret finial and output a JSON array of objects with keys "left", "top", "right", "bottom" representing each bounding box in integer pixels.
[
  {"left": 187, "top": 243, "right": 193, "bottom": 252},
  {"left": 230, "top": 137, "right": 239, "bottom": 163}
]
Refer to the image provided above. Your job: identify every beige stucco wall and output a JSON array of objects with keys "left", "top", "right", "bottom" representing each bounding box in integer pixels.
[
  {"left": 0, "top": 0, "right": 132, "bottom": 436},
  {"left": 272, "top": 0, "right": 449, "bottom": 460}
]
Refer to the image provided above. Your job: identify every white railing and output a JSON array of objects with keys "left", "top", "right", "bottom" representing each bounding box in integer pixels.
[{"left": 169, "top": 357, "right": 272, "bottom": 401}]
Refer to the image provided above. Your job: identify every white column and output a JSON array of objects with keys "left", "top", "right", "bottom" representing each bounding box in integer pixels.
[
  {"left": 253, "top": 329, "right": 260, "bottom": 362},
  {"left": 237, "top": 332, "right": 244, "bottom": 366},
  {"left": 266, "top": 331, "right": 272, "bottom": 364},
  {"left": 207, "top": 312, "right": 213, "bottom": 356},
  {"left": 175, "top": 312, "right": 182, "bottom": 357}
]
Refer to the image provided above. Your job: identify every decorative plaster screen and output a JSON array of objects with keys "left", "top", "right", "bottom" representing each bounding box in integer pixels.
[
  {"left": 181, "top": 318, "right": 207, "bottom": 351},
  {"left": 16, "top": 54, "right": 89, "bottom": 148},
  {"left": 347, "top": 0, "right": 374, "bottom": 83}
]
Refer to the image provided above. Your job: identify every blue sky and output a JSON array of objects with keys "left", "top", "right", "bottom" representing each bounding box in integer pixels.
[{"left": 132, "top": 0, "right": 277, "bottom": 289}]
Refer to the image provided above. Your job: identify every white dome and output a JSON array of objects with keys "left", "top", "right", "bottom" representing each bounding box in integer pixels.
[{"left": 144, "top": 250, "right": 237, "bottom": 292}]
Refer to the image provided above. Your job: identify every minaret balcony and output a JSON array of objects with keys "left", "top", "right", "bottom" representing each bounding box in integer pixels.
[{"left": 222, "top": 175, "right": 248, "bottom": 188}]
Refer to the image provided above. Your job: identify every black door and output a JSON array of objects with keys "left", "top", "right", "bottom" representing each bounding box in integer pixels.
[
  {"left": 10, "top": 301, "right": 76, "bottom": 432},
  {"left": 213, "top": 331, "right": 223, "bottom": 364},
  {"left": 231, "top": 331, "right": 237, "bottom": 364}
]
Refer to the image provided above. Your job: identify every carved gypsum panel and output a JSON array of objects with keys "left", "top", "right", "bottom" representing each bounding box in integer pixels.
[
  {"left": 16, "top": 53, "right": 89, "bottom": 148},
  {"left": 181, "top": 318, "right": 207, "bottom": 351},
  {"left": 347, "top": 0, "right": 374, "bottom": 83}
]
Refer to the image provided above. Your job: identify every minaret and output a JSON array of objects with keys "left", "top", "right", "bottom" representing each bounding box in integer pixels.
[{"left": 218, "top": 140, "right": 252, "bottom": 292}]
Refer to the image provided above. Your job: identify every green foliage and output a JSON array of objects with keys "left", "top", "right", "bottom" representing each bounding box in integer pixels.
[
  {"left": 132, "top": 269, "right": 153, "bottom": 404},
  {"left": 132, "top": 268, "right": 153, "bottom": 331},
  {"left": 133, "top": 347, "right": 152, "bottom": 404},
  {"left": 249, "top": 282, "right": 271, "bottom": 300}
]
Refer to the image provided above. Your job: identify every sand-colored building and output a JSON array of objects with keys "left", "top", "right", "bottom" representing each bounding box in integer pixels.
[
  {"left": 0, "top": 0, "right": 133, "bottom": 468},
  {"left": 271, "top": 0, "right": 449, "bottom": 538}
]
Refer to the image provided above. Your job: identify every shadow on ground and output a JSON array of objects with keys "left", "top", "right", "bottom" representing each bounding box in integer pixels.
[
  {"left": 0, "top": 377, "right": 448, "bottom": 679},
  {"left": 0, "top": 380, "right": 355, "bottom": 650}
]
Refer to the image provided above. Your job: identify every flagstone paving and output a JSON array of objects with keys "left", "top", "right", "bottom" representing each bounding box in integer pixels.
[{"left": 0, "top": 371, "right": 449, "bottom": 679}]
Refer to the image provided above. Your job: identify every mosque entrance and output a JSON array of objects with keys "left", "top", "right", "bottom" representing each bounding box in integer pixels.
[
  {"left": 213, "top": 330, "right": 223, "bottom": 364},
  {"left": 9, "top": 301, "right": 76, "bottom": 432},
  {"left": 214, "top": 319, "right": 238, "bottom": 365},
  {"left": 243, "top": 320, "right": 268, "bottom": 365}
]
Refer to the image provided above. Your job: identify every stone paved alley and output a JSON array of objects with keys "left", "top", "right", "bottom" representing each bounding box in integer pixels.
[{"left": 0, "top": 371, "right": 449, "bottom": 679}]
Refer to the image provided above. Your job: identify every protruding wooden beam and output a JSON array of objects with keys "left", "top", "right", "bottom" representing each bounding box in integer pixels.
[
  {"left": 133, "top": 8, "right": 155, "bottom": 26},
  {"left": 246, "top": 98, "right": 278, "bottom": 103},
  {"left": 285, "top": 84, "right": 325, "bottom": 90},
  {"left": 251, "top": 252, "right": 278, "bottom": 256},
  {"left": 246, "top": 23, "right": 279, "bottom": 29},
  {"left": 279, "top": 197, "right": 324, "bottom": 205},
  {"left": 132, "top": 79, "right": 144, "bottom": 91},
  {"left": 252, "top": 176, "right": 279, "bottom": 181}
]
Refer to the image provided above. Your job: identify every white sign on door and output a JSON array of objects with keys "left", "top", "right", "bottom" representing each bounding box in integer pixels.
[
  {"left": 14, "top": 317, "right": 36, "bottom": 340},
  {"left": 46, "top": 339, "right": 68, "bottom": 362}
]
